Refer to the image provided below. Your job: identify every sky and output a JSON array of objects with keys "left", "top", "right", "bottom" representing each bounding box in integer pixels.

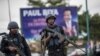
[{"left": 0, "top": 0, "right": 100, "bottom": 33}]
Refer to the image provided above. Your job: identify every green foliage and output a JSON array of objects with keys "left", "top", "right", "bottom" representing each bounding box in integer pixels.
[
  {"left": 47, "top": 0, "right": 61, "bottom": 5},
  {"left": 28, "top": 0, "right": 66, "bottom": 7},
  {"left": 78, "top": 12, "right": 87, "bottom": 32},
  {"left": 90, "top": 13, "right": 100, "bottom": 40},
  {"left": 28, "top": 0, "right": 44, "bottom": 7},
  {"left": 79, "top": 12, "right": 100, "bottom": 40}
]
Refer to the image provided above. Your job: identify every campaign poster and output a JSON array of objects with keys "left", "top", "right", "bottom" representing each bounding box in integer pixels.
[
  {"left": 20, "top": 6, "right": 78, "bottom": 40},
  {"left": 20, "top": 6, "right": 78, "bottom": 52}
]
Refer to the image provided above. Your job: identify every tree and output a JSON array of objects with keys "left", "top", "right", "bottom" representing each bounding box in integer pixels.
[
  {"left": 28, "top": 0, "right": 67, "bottom": 7},
  {"left": 79, "top": 12, "right": 100, "bottom": 40},
  {"left": 28, "top": 0, "right": 44, "bottom": 7},
  {"left": 90, "top": 13, "right": 100, "bottom": 40},
  {"left": 78, "top": 12, "right": 87, "bottom": 32}
]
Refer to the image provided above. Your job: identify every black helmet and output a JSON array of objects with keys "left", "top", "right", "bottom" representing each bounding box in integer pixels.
[
  {"left": 8, "top": 21, "right": 19, "bottom": 30},
  {"left": 46, "top": 14, "right": 56, "bottom": 23}
]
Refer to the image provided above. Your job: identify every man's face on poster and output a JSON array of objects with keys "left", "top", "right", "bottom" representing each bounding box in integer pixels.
[{"left": 63, "top": 10, "right": 72, "bottom": 22}]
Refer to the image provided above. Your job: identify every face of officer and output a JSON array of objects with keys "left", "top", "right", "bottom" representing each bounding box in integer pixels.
[
  {"left": 10, "top": 28, "right": 18, "bottom": 34},
  {"left": 47, "top": 18, "right": 55, "bottom": 27},
  {"left": 63, "top": 10, "right": 72, "bottom": 22}
]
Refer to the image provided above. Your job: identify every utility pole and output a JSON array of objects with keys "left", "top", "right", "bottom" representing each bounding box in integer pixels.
[
  {"left": 8, "top": 0, "right": 11, "bottom": 22},
  {"left": 85, "top": 0, "right": 90, "bottom": 56}
]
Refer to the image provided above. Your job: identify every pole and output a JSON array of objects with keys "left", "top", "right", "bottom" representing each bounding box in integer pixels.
[
  {"left": 85, "top": 0, "right": 90, "bottom": 56},
  {"left": 8, "top": 0, "right": 11, "bottom": 22}
]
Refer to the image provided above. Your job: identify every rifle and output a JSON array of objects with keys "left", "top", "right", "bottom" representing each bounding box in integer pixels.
[
  {"left": 45, "top": 27, "right": 86, "bottom": 54},
  {"left": 2, "top": 34, "right": 25, "bottom": 56},
  {"left": 0, "top": 32, "right": 6, "bottom": 36}
]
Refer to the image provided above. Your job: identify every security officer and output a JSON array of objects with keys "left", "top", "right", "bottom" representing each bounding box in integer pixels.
[
  {"left": 41, "top": 14, "right": 66, "bottom": 56},
  {"left": 0, "top": 21, "right": 31, "bottom": 56}
]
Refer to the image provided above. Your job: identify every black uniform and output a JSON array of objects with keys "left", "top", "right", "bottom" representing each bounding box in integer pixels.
[
  {"left": 0, "top": 33, "right": 31, "bottom": 56},
  {"left": 42, "top": 25, "right": 66, "bottom": 56}
]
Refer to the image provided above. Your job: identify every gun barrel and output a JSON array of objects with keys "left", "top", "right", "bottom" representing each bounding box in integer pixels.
[{"left": 0, "top": 32, "right": 6, "bottom": 36}]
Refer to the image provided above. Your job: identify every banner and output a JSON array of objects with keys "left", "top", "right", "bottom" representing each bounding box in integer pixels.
[{"left": 20, "top": 6, "right": 78, "bottom": 41}]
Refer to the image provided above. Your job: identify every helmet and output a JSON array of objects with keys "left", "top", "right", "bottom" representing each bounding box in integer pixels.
[
  {"left": 7, "top": 21, "right": 19, "bottom": 30},
  {"left": 46, "top": 14, "right": 56, "bottom": 23}
]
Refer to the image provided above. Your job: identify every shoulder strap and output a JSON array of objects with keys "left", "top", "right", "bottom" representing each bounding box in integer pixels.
[
  {"left": 55, "top": 26, "right": 61, "bottom": 32},
  {"left": 17, "top": 33, "right": 23, "bottom": 43}
]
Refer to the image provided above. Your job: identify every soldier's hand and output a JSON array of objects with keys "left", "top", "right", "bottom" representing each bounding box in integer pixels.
[
  {"left": 48, "top": 32, "right": 52, "bottom": 37},
  {"left": 53, "top": 32, "right": 58, "bottom": 37},
  {"left": 8, "top": 46, "right": 17, "bottom": 52}
]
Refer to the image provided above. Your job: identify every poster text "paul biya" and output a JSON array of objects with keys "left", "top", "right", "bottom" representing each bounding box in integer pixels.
[{"left": 23, "top": 9, "right": 59, "bottom": 17}]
